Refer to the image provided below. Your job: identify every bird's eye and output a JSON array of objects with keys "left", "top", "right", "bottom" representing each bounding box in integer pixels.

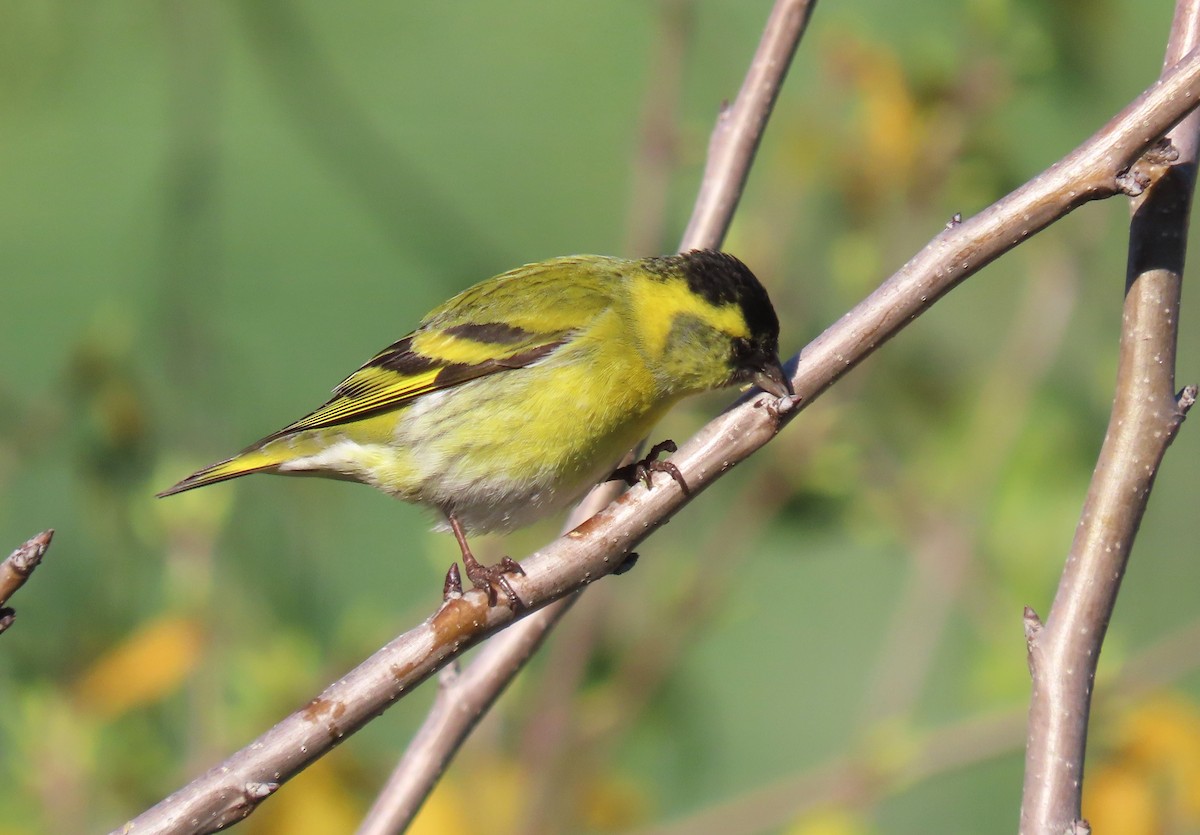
[{"left": 730, "top": 337, "right": 754, "bottom": 364}]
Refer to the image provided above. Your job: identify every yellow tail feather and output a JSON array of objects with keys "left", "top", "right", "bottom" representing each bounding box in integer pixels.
[{"left": 157, "top": 449, "right": 287, "bottom": 497}]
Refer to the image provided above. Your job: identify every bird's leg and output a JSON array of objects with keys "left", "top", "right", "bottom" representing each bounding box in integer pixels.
[
  {"left": 447, "top": 513, "right": 524, "bottom": 609},
  {"left": 608, "top": 439, "right": 691, "bottom": 496}
]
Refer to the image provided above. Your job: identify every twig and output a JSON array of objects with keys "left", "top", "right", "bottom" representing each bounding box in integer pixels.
[
  {"left": 357, "top": 2, "right": 818, "bottom": 831},
  {"left": 0, "top": 530, "right": 54, "bottom": 636},
  {"left": 681, "top": 0, "right": 818, "bottom": 249},
  {"left": 1018, "top": 3, "right": 1200, "bottom": 832},
  {"left": 355, "top": 597, "right": 575, "bottom": 835},
  {"left": 114, "top": 41, "right": 1200, "bottom": 835}
]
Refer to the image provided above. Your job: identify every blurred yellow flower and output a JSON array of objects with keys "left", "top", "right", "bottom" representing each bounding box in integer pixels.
[
  {"left": 785, "top": 806, "right": 875, "bottom": 835},
  {"left": 74, "top": 615, "right": 203, "bottom": 717},
  {"left": 411, "top": 756, "right": 528, "bottom": 835},
  {"left": 1085, "top": 693, "right": 1200, "bottom": 833}
]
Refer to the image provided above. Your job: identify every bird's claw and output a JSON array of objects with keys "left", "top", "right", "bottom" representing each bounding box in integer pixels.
[
  {"left": 610, "top": 439, "right": 691, "bottom": 496},
  {"left": 463, "top": 556, "right": 525, "bottom": 609}
]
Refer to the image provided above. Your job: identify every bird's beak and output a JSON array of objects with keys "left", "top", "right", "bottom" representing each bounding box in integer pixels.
[{"left": 754, "top": 358, "right": 793, "bottom": 398}]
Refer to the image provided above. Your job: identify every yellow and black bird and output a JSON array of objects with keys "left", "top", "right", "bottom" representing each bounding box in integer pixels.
[{"left": 160, "top": 250, "right": 791, "bottom": 605}]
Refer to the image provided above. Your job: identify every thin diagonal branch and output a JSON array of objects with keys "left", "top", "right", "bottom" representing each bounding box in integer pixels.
[
  {"left": 681, "top": 0, "right": 817, "bottom": 249},
  {"left": 1018, "top": 2, "right": 1200, "bottom": 832},
  {"left": 114, "top": 42, "right": 1200, "bottom": 835}
]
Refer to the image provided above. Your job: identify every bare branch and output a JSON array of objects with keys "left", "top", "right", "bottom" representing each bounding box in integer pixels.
[
  {"left": 114, "top": 41, "right": 1200, "bottom": 835},
  {"left": 355, "top": 595, "right": 580, "bottom": 835},
  {"left": 0, "top": 529, "right": 54, "bottom": 636},
  {"left": 1018, "top": 4, "right": 1200, "bottom": 832},
  {"left": 680, "top": 0, "right": 817, "bottom": 250}
]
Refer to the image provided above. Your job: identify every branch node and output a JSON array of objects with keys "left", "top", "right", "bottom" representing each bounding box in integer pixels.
[
  {"left": 612, "top": 551, "right": 640, "bottom": 576},
  {"left": 1023, "top": 606, "right": 1044, "bottom": 674},
  {"left": 1161, "top": 384, "right": 1199, "bottom": 447},
  {"left": 1142, "top": 136, "right": 1180, "bottom": 166},
  {"left": 438, "top": 658, "right": 461, "bottom": 688},
  {"left": 6, "top": 529, "right": 54, "bottom": 576},
  {"left": 442, "top": 563, "right": 463, "bottom": 602},
  {"left": 0, "top": 529, "right": 56, "bottom": 631},
  {"left": 1116, "top": 137, "right": 1180, "bottom": 196},
  {"left": 1177, "top": 384, "right": 1198, "bottom": 413},
  {"left": 946, "top": 211, "right": 963, "bottom": 229},
  {"left": 244, "top": 781, "right": 279, "bottom": 801},
  {"left": 1065, "top": 819, "right": 1092, "bottom": 835},
  {"left": 1116, "top": 168, "right": 1152, "bottom": 196},
  {"left": 1023, "top": 605, "right": 1044, "bottom": 640}
]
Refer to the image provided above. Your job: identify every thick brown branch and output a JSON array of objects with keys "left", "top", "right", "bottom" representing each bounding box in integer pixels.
[
  {"left": 115, "top": 42, "right": 1200, "bottom": 835},
  {"left": 1018, "top": 4, "right": 1200, "bottom": 831}
]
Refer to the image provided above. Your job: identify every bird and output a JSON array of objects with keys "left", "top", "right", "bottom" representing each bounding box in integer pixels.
[{"left": 159, "top": 250, "right": 791, "bottom": 606}]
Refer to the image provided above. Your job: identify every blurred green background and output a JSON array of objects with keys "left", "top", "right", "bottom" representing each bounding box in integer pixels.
[{"left": 2, "top": 1, "right": 1198, "bottom": 833}]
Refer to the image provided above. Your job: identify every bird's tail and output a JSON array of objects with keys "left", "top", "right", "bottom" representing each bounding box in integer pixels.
[{"left": 157, "top": 446, "right": 288, "bottom": 497}]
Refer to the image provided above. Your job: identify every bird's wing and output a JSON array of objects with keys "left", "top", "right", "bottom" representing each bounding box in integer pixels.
[
  {"left": 266, "top": 331, "right": 564, "bottom": 438},
  {"left": 270, "top": 262, "right": 617, "bottom": 438}
]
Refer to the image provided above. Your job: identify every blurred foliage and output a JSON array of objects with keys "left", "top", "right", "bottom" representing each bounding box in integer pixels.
[{"left": 1, "top": 0, "right": 1198, "bottom": 833}]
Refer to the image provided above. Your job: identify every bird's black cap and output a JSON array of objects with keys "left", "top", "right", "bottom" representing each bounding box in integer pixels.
[{"left": 645, "top": 249, "right": 781, "bottom": 348}]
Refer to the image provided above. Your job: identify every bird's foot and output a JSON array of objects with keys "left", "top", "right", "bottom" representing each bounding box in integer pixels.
[
  {"left": 460, "top": 552, "right": 525, "bottom": 609},
  {"left": 609, "top": 439, "right": 690, "bottom": 496},
  {"left": 446, "top": 513, "right": 525, "bottom": 609}
]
